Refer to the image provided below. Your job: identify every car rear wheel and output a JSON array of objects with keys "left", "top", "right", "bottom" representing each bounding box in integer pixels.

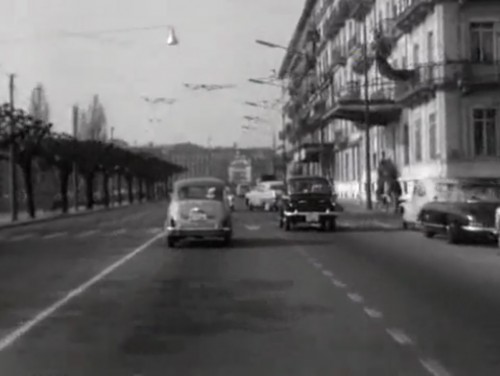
[
  {"left": 167, "top": 236, "right": 178, "bottom": 248},
  {"left": 447, "top": 222, "right": 463, "bottom": 244},
  {"left": 284, "top": 219, "right": 292, "bottom": 231},
  {"left": 222, "top": 234, "right": 232, "bottom": 247},
  {"left": 423, "top": 227, "right": 435, "bottom": 238},
  {"left": 327, "top": 218, "right": 336, "bottom": 232}
]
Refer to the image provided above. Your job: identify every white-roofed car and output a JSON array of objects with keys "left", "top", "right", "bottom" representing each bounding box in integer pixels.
[
  {"left": 165, "top": 177, "right": 233, "bottom": 248},
  {"left": 245, "top": 180, "right": 285, "bottom": 211}
]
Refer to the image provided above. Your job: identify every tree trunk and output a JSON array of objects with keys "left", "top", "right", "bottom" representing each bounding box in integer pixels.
[
  {"left": 126, "top": 176, "right": 134, "bottom": 203},
  {"left": 117, "top": 174, "right": 122, "bottom": 205},
  {"left": 102, "top": 173, "right": 110, "bottom": 208},
  {"left": 59, "top": 167, "right": 71, "bottom": 214},
  {"left": 21, "top": 160, "right": 36, "bottom": 218},
  {"left": 138, "top": 179, "right": 144, "bottom": 202},
  {"left": 84, "top": 173, "right": 95, "bottom": 209}
]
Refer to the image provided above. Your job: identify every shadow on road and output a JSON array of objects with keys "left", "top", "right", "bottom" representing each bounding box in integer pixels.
[
  {"left": 336, "top": 225, "right": 403, "bottom": 233},
  {"left": 172, "top": 236, "right": 334, "bottom": 249}
]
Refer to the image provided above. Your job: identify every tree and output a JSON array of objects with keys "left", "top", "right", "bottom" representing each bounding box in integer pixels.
[
  {"left": 79, "top": 95, "right": 107, "bottom": 141},
  {"left": 28, "top": 84, "right": 50, "bottom": 123}
]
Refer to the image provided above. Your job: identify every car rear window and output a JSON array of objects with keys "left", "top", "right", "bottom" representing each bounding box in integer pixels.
[
  {"left": 269, "top": 183, "right": 284, "bottom": 191},
  {"left": 289, "top": 179, "right": 330, "bottom": 194},
  {"left": 177, "top": 185, "right": 224, "bottom": 201}
]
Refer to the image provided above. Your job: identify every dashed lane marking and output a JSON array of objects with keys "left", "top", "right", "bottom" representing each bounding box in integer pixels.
[
  {"left": 347, "top": 293, "right": 364, "bottom": 303},
  {"left": 311, "top": 261, "right": 323, "bottom": 269},
  {"left": 321, "top": 270, "right": 334, "bottom": 277},
  {"left": 420, "top": 359, "right": 452, "bottom": 376},
  {"left": 244, "top": 224, "right": 261, "bottom": 231},
  {"left": 363, "top": 307, "right": 383, "bottom": 319},
  {"left": 386, "top": 328, "right": 414, "bottom": 345},
  {"left": 0, "top": 231, "right": 165, "bottom": 352},
  {"left": 108, "top": 228, "right": 126, "bottom": 236},
  {"left": 9, "top": 234, "right": 35, "bottom": 242},
  {"left": 42, "top": 232, "right": 67, "bottom": 240},
  {"left": 330, "top": 279, "right": 347, "bottom": 288},
  {"left": 76, "top": 230, "right": 98, "bottom": 238}
]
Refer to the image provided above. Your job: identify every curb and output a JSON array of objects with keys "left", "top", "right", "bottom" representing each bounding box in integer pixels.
[{"left": 0, "top": 200, "right": 163, "bottom": 231}]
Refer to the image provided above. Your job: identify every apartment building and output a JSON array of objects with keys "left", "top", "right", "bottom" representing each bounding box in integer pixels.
[{"left": 280, "top": 0, "right": 500, "bottom": 200}]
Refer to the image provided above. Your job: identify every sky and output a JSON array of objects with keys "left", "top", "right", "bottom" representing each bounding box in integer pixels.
[{"left": 0, "top": 0, "right": 304, "bottom": 148}]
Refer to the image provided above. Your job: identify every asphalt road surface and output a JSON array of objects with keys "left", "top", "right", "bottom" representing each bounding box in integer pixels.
[{"left": 0, "top": 203, "right": 499, "bottom": 375}]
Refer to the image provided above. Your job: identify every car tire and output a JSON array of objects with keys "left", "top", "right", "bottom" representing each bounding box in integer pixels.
[
  {"left": 423, "top": 227, "right": 435, "bottom": 238},
  {"left": 222, "top": 234, "right": 232, "bottom": 247},
  {"left": 328, "top": 218, "right": 337, "bottom": 232},
  {"left": 249, "top": 203, "right": 254, "bottom": 211},
  {"left": 447, "top": 222, "right": 462, "bottom": 244},
  {"left": 284, "top": 219, "right": 292, "bottom": 231},
  {"left": 167, "top": 236, "right": 177, "bottom": 248},
  {"left": 279, "top": 216, "right": 284, "bottom": 228}
]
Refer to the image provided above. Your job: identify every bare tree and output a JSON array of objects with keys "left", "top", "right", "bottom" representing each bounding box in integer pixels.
[
  {"left": 28, "top": 84, "right": 50, "bottom": 123},
  {"left": 78, "top": 95, "right": 108, "bottom": 141}
]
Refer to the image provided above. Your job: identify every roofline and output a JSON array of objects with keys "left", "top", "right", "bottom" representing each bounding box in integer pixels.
[{"left": 278, "top": 0, "right": 318, "bottom": 79}]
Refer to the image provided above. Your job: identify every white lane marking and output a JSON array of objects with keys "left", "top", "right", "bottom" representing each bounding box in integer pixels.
[
  {"left": 311, "top": 261, "right": 323, "bottom": 269},
  {"left": 244, "top": 225, "right": 260, "bottom": 231},
  {"left": 386, "top": 328, "right": 414, "bottom": 345},
  {"left": 322, "top": 270, "right": 334, "bottom": 277},
  {"left": 420, "top": 359, "right": 452, "bottom": 376},
  {"left": 108, "top": 228, "right": 126, "bottom": 236},
  {"left": 363, "top": 307, "right": 383, "bottom": 319},
  {"left": 347, "top": 293, "right": 364, "bottom": 303},
  {"left": 76, "top": 230, "right": 98, "bottom": 238},
  {"left": 0, "top": 231, "right": 165, "bottom": 352},
  {"left": 10, "top": 233, "right": 35, "bottom": 242},
  {"left": 42, "top": 232, "right": 67, "bottom": 240},
  {"left": 331, "top": 279, "right": 347, "bottom": 288}
]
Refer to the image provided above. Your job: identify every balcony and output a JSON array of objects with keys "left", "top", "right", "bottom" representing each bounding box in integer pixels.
[
  {"left": 394, "top": 62, "right": 478, "bottom": 106},
  {"left": 349, "top": 0, "right": 375, "bottom": 22},
  {"left": 324, "top": 0, "right": 351, "bottom": 41},
  {"left": 351, "top": 46, "right": 375, "bottom": 75},
  {"left": 394, "top": 0, "right": 435, "bottom": 34},
  {"left": 324, "top": 81, "right": 402, "bottom": 126},
  {"left": 297, "top": 142, "right": 335, "bottom": 163}
]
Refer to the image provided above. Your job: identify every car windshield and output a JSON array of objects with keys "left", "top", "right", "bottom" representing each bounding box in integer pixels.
[
  {"left": 269, "top": 183, "right": 285, "bottom": 191},
  {"left": 288, "top": 179, "right": 331, "bottom": 194},
  {"left": 454, "top": 184, "right": 500, "bottom": 202},
  {"left": 177, "top": 185, "right": 224, "bottom": 201}
]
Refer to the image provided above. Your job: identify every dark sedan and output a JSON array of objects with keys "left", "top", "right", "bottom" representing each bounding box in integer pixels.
[
  {"left": 279, "top": 176, "right": 339, "bottom": 232},
  {"left": 419, "top": 200, "right": 500, "bottom": 244}
]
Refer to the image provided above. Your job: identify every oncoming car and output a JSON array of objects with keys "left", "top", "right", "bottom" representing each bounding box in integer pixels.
[{"left": 165, "top": 177, "right": 233, "bottom": 248}]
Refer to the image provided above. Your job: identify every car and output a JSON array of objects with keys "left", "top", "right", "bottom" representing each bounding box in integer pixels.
[
  {"left": 165, "top": 177, "right": 233, "bottom": 247},
  {"left": 417, "top": 178, "right": 500, "bottom": 244},
  {"left": 225, "top": 186, "right": 235, "bottom": 211},
  {"left": 279, "top": 175, "right": 339, "bottom": 231},
  {"left": 245, "top": 180, "right": 285, "bottom": 211},
  {"left": 236, "top": 183, "right": 250, "bottom": 197}
]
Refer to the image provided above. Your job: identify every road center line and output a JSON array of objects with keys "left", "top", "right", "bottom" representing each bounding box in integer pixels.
[
  {"left": 386, "top": 328, "right": 414, "bottom": 345},
  {"left": 42, "top": 232, "right": 67, "bottom": 240},
  {"left": 330, "top": 279, "right": 347, "bottom": 288},
  {"left": 108, "top": 228, "right": 126, "bottom": 236},
  {"left": 363, "top": 307, "right": 383, "bottom": 319},
  {"left": 347, "top": 292, "right": 364, "bottom": 303},
  {"left": 10, "top": 234, "right": 34, "bottom": 242},
  {"left": 322, "top": 270, "right": 334, "bottom": 277},
  {"left": 0, "top": 231, "right": 165, "bottom": 352},
  {"left": 76, "top": 230, "right": 98, "bottom": 238},
  {"left": 420, "top": 359, "right": 452, "bottom": 376},
  {"left": 311, "top": 261, "right": 323, "bottom": 269}
]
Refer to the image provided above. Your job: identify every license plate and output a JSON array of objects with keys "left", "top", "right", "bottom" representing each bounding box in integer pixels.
[
  {"left": 305, "top": 213, "right": 319, "bottom": 222},
  {"left": 189, "top": 212, "right": 207, "bottom": 221}
]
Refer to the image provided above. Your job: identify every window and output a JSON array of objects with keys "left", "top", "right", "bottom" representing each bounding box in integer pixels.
[
  {"left": 429, "top": 113, "right": 438, "bottom": 159},
  {"left": 470, "top": 22, "right": 494, "bottom": 63},
  {"left": 345, "top": 153, "right": 350, "bottom": 181},
  {"left": 414, "top": 119, "right": 422, "bottom": 162},
  {"left": 403, "top": 123, "right": 410, "bottom": 165},
  {"left": 473, "top": 108, "right": 497, "bottom": 156},
  {"left": 413, "top": 43, "right": 420, "bottom": 67}
]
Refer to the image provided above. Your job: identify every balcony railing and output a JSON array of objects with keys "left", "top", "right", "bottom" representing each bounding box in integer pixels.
[
  {"left": 394, "top": 0, "right": 435, "bottom": 33},
  {"left": 349, "top": 0, "right": 375, "bottom": 22},
  {"left": 324, "top": 0, "right": 351, "bottom": 41},
  {"left": 337, "top": 81, "right": 362, "bottom": 102},
  {"left": 393, "top": 61, "right": 500, "bottom": 105}
]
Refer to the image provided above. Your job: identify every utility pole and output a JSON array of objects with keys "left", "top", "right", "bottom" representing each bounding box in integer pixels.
[
  {"left": 362, "top": 21, "right": 373, "bottom": 210},
  {"left": 8, "top": 74, "right": 18, "bottom": 221},
  {"left": 72, "top": 105, "right": 79, "bottom": 211}
]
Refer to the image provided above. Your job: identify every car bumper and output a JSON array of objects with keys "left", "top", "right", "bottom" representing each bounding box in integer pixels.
[
  {"left": 166, "top": 227, "right": 231, "bottom": 238},
  {"left": 283, "top": 211, "right": 338, "bottom": 223},
  {"left": 462, "top": 225, "right": 497, "bottom": 237}
]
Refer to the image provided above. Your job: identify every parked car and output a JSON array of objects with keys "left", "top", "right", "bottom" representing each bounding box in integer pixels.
[
  {"left": 236, "top": 183, "right": 250, "bottom": 197},
  {"left": 279, "top": 175, "right": 339, "bottom": 231},
  {"left": 245, "top": 180, "right": 285, "bottom": 211},
  {"left": 165, "top": 177, "right": 233, "bottom": 248},
  {"left": 417, "top": 178, "right": 500, "bottom": 244}
]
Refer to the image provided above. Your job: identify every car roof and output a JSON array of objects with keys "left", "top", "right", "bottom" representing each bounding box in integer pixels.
[
  {"left": 260, "top": 180, "right": 284, "bottom": 185},
  {"left": 174, "top": 177, "right": 226, "bottom": 189}
]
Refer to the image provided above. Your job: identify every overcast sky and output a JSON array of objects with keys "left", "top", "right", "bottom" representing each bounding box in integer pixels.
[{"left": 0, "top": 0, "right": 304, "bottom": 147}]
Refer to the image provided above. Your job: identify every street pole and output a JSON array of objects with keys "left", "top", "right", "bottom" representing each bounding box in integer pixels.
[
  {"left": 362, "top": 21, "right": 373, "bottom": 210},
  {"left": 72, "top": 105, "right": 79, "bottom": 211},
  {"left": 8, "top": 74, "right": 18, "bottom": 221},
  {"left": 272, "top": 127, "right": 277, "bottom": 176}
]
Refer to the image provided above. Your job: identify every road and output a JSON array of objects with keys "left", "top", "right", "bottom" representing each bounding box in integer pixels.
[{"left": 0, "top": 202, "right": 499, "bottom": 375}]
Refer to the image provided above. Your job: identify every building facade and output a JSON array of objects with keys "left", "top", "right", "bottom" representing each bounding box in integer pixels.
[{"left": 280, "top": 0, "right": 500, "bottom": 201}]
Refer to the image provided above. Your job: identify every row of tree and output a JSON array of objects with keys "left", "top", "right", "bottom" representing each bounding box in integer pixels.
[{"left": 0, "top": 87, "right": 183, "bottom": 219}]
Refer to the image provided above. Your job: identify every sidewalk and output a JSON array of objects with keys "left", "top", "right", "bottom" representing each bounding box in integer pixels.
[
  {"left": 337, "top": 199, "right": 403, "bottom": 229},
  {"left": 0, "top": 201, "right": 147, "bottom": 230}
]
